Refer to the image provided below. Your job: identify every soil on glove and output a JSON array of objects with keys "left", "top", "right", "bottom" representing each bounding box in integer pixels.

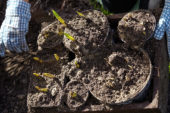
[{"left": 118, "top": 10, "right": 156, "bottom": 48}]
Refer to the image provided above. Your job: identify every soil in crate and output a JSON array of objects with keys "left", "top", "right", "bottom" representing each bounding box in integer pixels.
[
  {"left": 80, "top": 45, "right": 152, "bottom": 104},
  {"left": 63, "top": 10, "right": 110, "bottom": 56},
  {"left": 118, "top": 10, "right": 156, "bottom": 48},
  {"left": 64, "top": 80, "right": 89, "bottom": 110},
  {"left": 0, "top": 0, "right": 163, "bottom": 112}
]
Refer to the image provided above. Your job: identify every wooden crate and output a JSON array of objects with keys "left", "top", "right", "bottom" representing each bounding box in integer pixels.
[{"left": 28, "top": 12, "right": 169, "bottom": 113}]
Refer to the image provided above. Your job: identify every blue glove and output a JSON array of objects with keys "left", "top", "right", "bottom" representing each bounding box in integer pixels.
[
  {"left": 154, "top": 0, "right": 170, "bottom": 40},
  {"left": 0, "top": 0, "right": 31, "bottom": 57},
  {"left": 154, "top": 0, "right": 170, "bottom": 56}
]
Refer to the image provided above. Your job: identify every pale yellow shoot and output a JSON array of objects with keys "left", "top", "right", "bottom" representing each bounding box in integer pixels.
[
  {"left": 64, "top": 33, "right": 75, "bottom": 41},
  {"left": 54, "top": 54, "right": 60, "bottom": 61},
  {"left": 58, "top": 28, "right": 64, "bottom": 36},
  {"left": 128, "top": 65, "right": 133, "bottom": 69},
  {"left": 125, "top": 75, "right": 131, "bottom": 82},
  {"left": 42, "top": 73, "right": 55, "bottom": 78},
  {"left": 44, "top": 32, "right": 49, "bottom": 38},
  {"left": 76, "top": 11, "right": 85, "bottom": 17},
  {"left": 143, "top": 31, "right": 146, "bottom": 35},
  {"left": 52, "top": 10, "right": 67, "bottom": 26},
  {"left": 33, "top": 73, "right": 40, "bottom": 77},
  {"left": 33, "top": 57, "right": 43, "bottom": 63},
  {"left": 70, "top": 91, "right": 77, "bottom": 98},
  {"left": 35, "top": 86, "right": 48, "bottom": 92},
  {"left": 75, "top": 61, "right": 80, "bottom": 68}
]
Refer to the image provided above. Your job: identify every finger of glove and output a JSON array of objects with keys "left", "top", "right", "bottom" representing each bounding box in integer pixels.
[
  {"left": 0, "top": 23, "right": 6, "bottom": 57},
  {"left": 0, "top": 36, "right": 5, "bottom": 57},
  {"left": 154, "top": 11, "right": 167, "bottom": 40},
  {"left": 167, "top": 25, "right": 170, "bottom": 38},
  {"left": 167, "top": 22, "right": 170, "bottom": 57},
  {"left": 19, "top": 35, "right": 29, "bottom": 52},
  {"left": 167, "top": 35, "right": 170, "bottom": 57},
  {"left": 3, "top": 29, "right": 23, "bottom": 53},
  {"left": 2, "top": 26, "right": 29, "bottom": 53},
  {"left": 4, "top": 37, "right": 17, "bottom": 52},
  {"left": 1, "top": 28, "right": 16, "bottom": 52},
  {"left": 10, "top": 38, "right": 23, "bottom": 53}
]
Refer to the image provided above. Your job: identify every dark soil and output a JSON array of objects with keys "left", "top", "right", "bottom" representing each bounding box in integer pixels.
[
  {"left": 64, "top": 80, "right": 89, "bottom": 110},
  {"left": 27, "top": 77, "right": 63, "bottom": 108},
  {"left": 118, "top": 10, "right": 156, "bottom": 48},
  {"left": 81, "top": 46, "right": 151, "bottom": 104},
  {"left": 0, "top": 0, "right": 170, "bottom": 113},
  {"left": 37, "top": 21, "right": 64, "bottom": 51},
  {"left": 63, "top": 10, "right": 110, "bottom": 56}
]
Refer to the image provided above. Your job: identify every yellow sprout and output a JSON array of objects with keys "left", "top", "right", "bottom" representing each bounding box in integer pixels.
[
  {"left": 123, "top": 17, "right": 127, "bottom": 21},
  {"left": 143, "top": 31, "right": 146, "bottom": 35},
  {"left": 128, "top": 65, "right": 133, "bottom": 69},
  {"left": 42, "top": 73, "right": 55, "bottom": 78},
  {"left": 64, "top": 33, "right": 75, "bottom": 41},
  {"left": 76, "top": 11, "right": 85, "bottom": 17},
  {"left": 75, "top": 61, "right": 80, "bottom": 68},
  {"left": 58, "top": 28, "right": 64, "bottom": 36},
  {"left": 139, "top": 21, "right": 144, "bottom": 25},
  {"left": 70, "top": 91, "right": 77, "bottom": 98},
  {"left": 43, "top": 32, "right": 49, "bottom": 38},
  {"left": 108, "top": 77, "right": 115, "bottom": 80},
  {"left": 125, "top": 57, "right": 129, "bottom": 62},
  {"left": 105, "top": 81, "right": 115, "bottom": 88},
  {"left": 125, "top": 75, "right": 131, "bottom": 82},
  {"left": 33, "top": 73, "right": 40, "bottom": 77},
  {"left": 52, "top": 10, "right": 67, "bottom": 26},
  {"left": 127, "top": 13, "right": 132, "bottom": 17},
  {"left": 33, "top": 57, "right": 43, "bottom": 63},
  {"left": 35, "top": 86, "right": 48, "bottom": 92},
  {"left": 54, "top": 54, "right": 60, "bottom": 61}
]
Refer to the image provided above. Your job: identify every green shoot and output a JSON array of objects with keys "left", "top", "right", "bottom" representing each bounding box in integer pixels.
[
  {"left": 52, "top": 10, "right": 67, "bottom": 26},
  {"left": 64, "top": 33, "right": 75, "bottom": 41},
  {"left": 76, "top": 11, "right": 85, "bottom": 17},
  {"left": 89, "top": 0, "right": 112, "bottom": 15}
]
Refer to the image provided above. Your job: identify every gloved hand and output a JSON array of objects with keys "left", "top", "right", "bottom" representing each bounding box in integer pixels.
[
  {"left": 154, "top": 0, "right": 170, "bottom": 40},
  {"left": 0, "top": 0, "right": 31, "bottom": 57},
  {"left": 154, "top": 0, "right": 170, "bottom": 56}
]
